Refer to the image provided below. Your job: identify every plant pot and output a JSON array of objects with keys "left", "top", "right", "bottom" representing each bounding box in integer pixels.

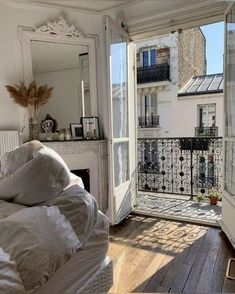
[{"left": 210, "top": 198, "right": 218, "bottom": 205}]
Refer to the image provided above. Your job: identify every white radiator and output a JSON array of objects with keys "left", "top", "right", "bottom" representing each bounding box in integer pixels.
[{"left": 0, "top": 131, "right": 19, "bottom": 157}]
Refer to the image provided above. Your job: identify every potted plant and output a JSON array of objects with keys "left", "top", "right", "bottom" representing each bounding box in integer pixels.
[
  {"left": 208, "top": 188, "right": 222, "bottom": 205},
  {"left": 195, "top": 192, "right": 205, "bottom": 205}
]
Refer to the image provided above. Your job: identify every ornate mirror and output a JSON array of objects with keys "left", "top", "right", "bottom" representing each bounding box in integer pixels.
[{"left": 19, "top": 17, "right": 98, "bottom": 133}]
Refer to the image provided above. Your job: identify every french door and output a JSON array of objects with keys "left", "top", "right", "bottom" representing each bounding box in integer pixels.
[
  {"left": 106, "top": 16, "right": 137, "bottom": 224},
  {"left": 221, "top": 3, "right": 235, "bottom": 247}
]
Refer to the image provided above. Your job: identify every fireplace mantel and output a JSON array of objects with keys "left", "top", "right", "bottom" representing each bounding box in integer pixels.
[{"left": 44, "top": 140, "right": 108, "bottom": 212}]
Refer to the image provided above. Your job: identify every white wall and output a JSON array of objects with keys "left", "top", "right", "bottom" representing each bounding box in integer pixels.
[
  {"left": 0, "top": 1, "right": 109, "bottom": 137},
  {"left": 172, "top": 93, "right": 224, "bottom": 137},
  {"left": 0, "top": 2, "right": 20, "bottom": 129}
]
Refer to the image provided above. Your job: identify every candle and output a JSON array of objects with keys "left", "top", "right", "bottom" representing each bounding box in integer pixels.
[
  {"left": 81, "top": 80, "right": 85, "bottom": 117},
  {"left": 93, "top": 117, "right": 96, "bottom": 131},
  {"left": 93, "top": 117, "right": 96, "bottom": 138},
  {"left": 85, "top": 121, "right": 90, "bottom": 139}
]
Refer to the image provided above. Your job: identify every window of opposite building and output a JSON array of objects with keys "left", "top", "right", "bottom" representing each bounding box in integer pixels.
[
  {"left": 198, "top": 104, "right": 216, "bottom": 128},
  {"left": 143, "top": 49, "right": 156, "bottom": 67}
]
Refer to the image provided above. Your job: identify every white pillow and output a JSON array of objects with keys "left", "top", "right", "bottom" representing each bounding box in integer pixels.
[
  {"left": 0, "top": 206, "right": 80, "bottom": 293},
  {"left": 1, "top": 140, "right": 43, "bottom": 177},
  {"left": 0, "top": 248, "right": 25, "bottom": 294},
  {"left": 0, "top": 147, "right": 71, "bottom": 205},
  {"left": 36, "top": 146, "right": 84, "bottom": 190}
]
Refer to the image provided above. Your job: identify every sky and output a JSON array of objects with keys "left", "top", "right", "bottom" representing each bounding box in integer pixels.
[{"left": 200, "top": 22, "right": 224, "bottom": 75}]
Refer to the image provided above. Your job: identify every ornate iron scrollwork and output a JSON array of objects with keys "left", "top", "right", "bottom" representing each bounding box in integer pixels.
[{"left": 138, "top": 137, "right": 223, "bottom": 197}]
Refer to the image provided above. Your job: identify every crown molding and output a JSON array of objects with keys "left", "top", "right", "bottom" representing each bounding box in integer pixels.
[
  {"left": 127, "top": 1, "right": 226, "bottom": 40},
  {"left": 7, "top": 0, "right": 142, "bottom": 15}
]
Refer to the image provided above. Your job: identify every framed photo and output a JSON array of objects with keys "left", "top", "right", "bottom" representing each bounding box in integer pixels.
[
  {"left": 81, "top": 117, "right": 100, "bottom": 140},
  {"left": 70, "top": 123, "right": 83, "bottom": 140}
]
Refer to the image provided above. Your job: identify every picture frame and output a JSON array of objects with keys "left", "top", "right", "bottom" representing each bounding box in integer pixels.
[
  {"left": 81, "top": 116, "right": 100, "bottom": 140},
  {"left": 70, "top": 123, "right": 83, "bottom": 140}
]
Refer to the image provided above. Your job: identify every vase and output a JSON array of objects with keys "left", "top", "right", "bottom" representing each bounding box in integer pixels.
[{"left": 28, "top": 117, "right": 39, "bottom": 141}]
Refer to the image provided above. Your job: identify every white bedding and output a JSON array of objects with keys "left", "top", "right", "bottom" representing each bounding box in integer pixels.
[
  {"left": 0, "top": 206, "right": 80, "bottom": 293},
  {"left": 36, "top": 211, "right": 109, "bottom": 294},
  {"left": 0, "top": 141, "right": 109, "bottom": 294},
  {"left": 0, "top": 190, "right": 106, "bottom": 294}
]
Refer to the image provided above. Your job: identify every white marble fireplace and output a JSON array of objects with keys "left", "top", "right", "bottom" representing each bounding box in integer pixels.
[{"left": 44, "top": 140, "right": 108, "bottom": 212}]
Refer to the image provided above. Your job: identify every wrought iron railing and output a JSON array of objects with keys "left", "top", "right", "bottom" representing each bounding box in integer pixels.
[
  {"left": 138, "top": 137, "right": 223, "bottom": 197},
  {"left": 138, "top": 115, "right": 160, "bottom": 128},
  {"left": 137, "top": 63, "right": 170, "bottom": 84},
  {"left": 195, "top": 127, "right": 218, "bottom": 137}
]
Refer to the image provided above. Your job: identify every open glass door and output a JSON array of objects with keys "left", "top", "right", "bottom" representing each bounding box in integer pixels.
[
  {"left": 106, "top": 16, "right": 137, "bottom": 224},
  {"left": 221, "top": 3, "right": 235, "bottom": 247}
]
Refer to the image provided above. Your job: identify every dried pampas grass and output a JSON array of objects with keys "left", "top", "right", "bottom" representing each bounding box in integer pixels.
[
  {"left": 5, "top": 81, "right": 53, "bottom": 120},
  {"left": 5, "top": 81, "right": 53, "bottom": 107}
]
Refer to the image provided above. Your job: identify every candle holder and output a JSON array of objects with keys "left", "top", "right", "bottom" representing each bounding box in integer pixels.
[{"left": 81, "top": 117, "right": 100, "bottom": 140}]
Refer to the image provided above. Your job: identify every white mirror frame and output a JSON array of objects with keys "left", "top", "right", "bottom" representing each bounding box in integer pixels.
[{"left": 19, "top": 17, "right": 98, "bottom": 136}]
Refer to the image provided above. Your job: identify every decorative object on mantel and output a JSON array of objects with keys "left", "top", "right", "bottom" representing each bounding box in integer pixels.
[
  {"left": 35, "top": 16, "right": 83, "bottom": 38},
  {"left": 41, "top": 114, "right": 57, "bottom": 141},
  {"left": 64, "top": 128, "right": 71, "bottom": 141},
  {"left": 70, "top": 123, "right": 83, "bottom": 140},
  {"left": 81, "top": 117, "right": 100, "bottom": 140},
  {"left": 41, "top": 114, "right": 57, "bottom": 133},
  {"left": 5, "top": 81, "right": 53, "bottom": 140},
  {"left": 58, "top": 129, "right": 65, "bottom": 141}
]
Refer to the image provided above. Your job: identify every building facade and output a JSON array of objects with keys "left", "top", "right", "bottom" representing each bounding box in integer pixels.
[{"left": 136, "top": 27, "right": 219, "bottom": 138}]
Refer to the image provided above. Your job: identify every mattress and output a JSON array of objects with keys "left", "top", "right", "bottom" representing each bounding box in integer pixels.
[{"left": 35, "top": 210, "right": 109, "bottom": 294}]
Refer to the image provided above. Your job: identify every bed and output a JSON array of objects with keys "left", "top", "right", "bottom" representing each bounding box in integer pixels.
[{"left": 0, "top": 140, "right": 113, "bottom": 294}]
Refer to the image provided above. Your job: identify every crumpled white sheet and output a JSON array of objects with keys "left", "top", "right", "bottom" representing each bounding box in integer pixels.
[
  {"left": 0, "top": 206, "right": 80, "bottom": 293},
  {"left": 0, "top": 141, "right": 107, "bottom": 293}
]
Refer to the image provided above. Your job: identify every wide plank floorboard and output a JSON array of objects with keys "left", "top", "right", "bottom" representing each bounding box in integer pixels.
[{"left": 108, "top": 215, "right": 235, "bottom": 293}]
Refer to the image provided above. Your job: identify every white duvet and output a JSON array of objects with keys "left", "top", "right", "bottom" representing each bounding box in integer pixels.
[{"left": 0, "top": 141, "right": 106, "bottom": 294}]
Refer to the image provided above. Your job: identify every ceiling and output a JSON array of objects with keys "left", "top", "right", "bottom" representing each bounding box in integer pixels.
[
  {"left": 10, "top": 0, "right": 227, "bottom": 39},
  {"left": 11, "top": 0, "right": 227, "bottom": 15},
  {"left": 11, "top": 0, "right": 139, "bottom": 13}
]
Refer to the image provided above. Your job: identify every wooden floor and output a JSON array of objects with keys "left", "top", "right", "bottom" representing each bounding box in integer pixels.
[{"left": 108, "top": 215, "right": 235, "bottom": 293}]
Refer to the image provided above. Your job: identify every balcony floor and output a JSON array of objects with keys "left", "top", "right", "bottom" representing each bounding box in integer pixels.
[{"left": 135, "top": 192, "right": 221, "bottom": 227}]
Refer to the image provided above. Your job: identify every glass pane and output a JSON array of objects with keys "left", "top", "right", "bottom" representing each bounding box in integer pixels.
[
  {"left": 145, "top": 95, "right": 152, "bottom": 118},
  {"left": 226, "top": 5, "right": 235, "bottom": 137},
  {"left": 198, "top": 76, "right": 213, "bottom": 92},
  {"left": 208, "top": 75, "right": 223, "bottom": 91},
  {"left": 114, "top": 142, "right": 129, "bottom": 187},
  {"left": 225, "top": 141, "right": 235, "bottom": 196},
  {"left": 187, "top": 76, "right": 204, "bottom": 93},
  {"left": 111, "top": 30, "right": 129, "bottom": 138},
  {"left": 150, "top": 49, "right": 156, "bottom": 65},
  {"left": 143, "top": 51, "right": 149, "bottom": 67}
]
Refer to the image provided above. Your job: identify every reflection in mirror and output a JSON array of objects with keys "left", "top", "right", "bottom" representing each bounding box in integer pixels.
[{"left": 31, "top": 40, "right": 90, "bottom": 129}]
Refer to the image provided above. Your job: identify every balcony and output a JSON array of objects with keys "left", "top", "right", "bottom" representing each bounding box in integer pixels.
[
  {"left": 137, "top": 137, "right": 223, "bottom": 197},
  {"left": 138, "top": 115, "right": 160, "bottom": 128},
  {"left": 137, "top": 63, "right": 170, "bottom": 84},
  {"left": 195, "top": 126, "right": 218, "bottom": 137}
]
